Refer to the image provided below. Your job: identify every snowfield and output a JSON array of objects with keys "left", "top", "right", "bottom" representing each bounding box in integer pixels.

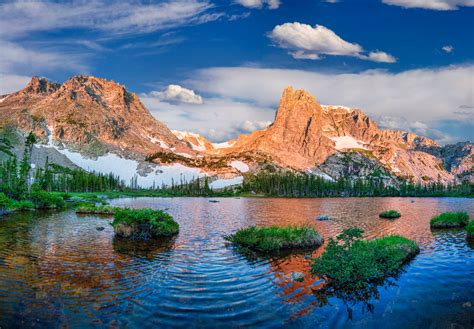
[
  {"left": 329, "top": 136, "right": 368, "bottom": 150},
  {"left": 55, "top": 148, "right": 206, "bottom": 188},
  {"left": 230, "top": 160, "right": 249, "bottom": 173},
  {"left": 212, "top": 141, "right": 235, "bottom": 149},
  {"left": 172, "top": 130, "right": 207, "bottom": 151}
]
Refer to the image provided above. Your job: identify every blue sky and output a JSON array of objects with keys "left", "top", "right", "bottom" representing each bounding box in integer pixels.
[{"left": 0, "top": 0, "right": 473, "bottom": 143}]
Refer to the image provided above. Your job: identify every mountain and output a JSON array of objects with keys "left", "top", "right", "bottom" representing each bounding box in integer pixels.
[
  {"left": 0, "top": 76, "right": 193, "bottom": 158},
  {"left": 209, "top": 87, "right": 472, "bottom": 184},
  {"left": 0, "top": 76, "right": 472, "bottom": 187}
]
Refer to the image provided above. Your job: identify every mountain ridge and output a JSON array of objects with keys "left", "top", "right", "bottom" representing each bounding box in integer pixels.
[{"left": 0, "top": 76, "right": 472, "bottom": 187}]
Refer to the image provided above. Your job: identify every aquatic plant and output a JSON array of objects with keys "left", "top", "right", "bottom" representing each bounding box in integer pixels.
[
  {"left": 111, "top": 208, "right": 179, "bottom": 240},
  {"left": 466, "top": 221, "right": 474, "bottom": 239},
  {"left": 76, "top": 205, "right": 116, "bottom": 215},
  {"left": 225, "top": 225, "right": 323, "bottom": 253},
  {"left": 430, "top": 212, "right": 470, "bottom": 228},
  {"left": 311, "top": 228, "right": 419, "bottom": 291},
  {"left": 379, "top": 210, "right": 401, "bottom": 219}
]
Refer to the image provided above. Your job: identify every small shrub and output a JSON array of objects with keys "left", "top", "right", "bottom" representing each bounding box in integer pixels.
[
  {"left": 312, "top": 228, "right": 419, "bottom": 291},
  {"left": 0, "top": 193, "right": 11, "bottom": 209},
  {"left": 225, "top": 225, "right": 323, "bottom": 253},
  {"left": 111, "top": 208, "right": 179, "bottom": 240},
  {"left": 76, "top": 205, "right": 116, "bottom": 215},
  {"left": 430, "top": 212, "right": 470, "bottom": 228},
  {"left": 30, "top": 190, "right": 66, "bottom": 209},
  {"left": 9, "top": 200, "right": 34, "bottom": 211},
  {"left": 379, "top": 210, "right": 401, "bottom": 219},
  {"left": 466, "top": 221, "right": 474, "bottom": 239}
]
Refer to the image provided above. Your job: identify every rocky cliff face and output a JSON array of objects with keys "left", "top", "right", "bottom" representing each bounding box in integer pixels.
[
  {"left": 212, "top": 87, "right": 472, "bottom": 184},
  {"left": 0, "top": 77, "right": 471, "bottom": 186},
  {"left": 0, "top": 76, "right": 193, "bottom": 159}
]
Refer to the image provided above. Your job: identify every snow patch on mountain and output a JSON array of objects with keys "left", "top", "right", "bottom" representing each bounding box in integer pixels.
[
  {"left": 41, "top": 140, "right": 205, "bottom": 188},
  {"left": 213, "top": 141, "right": 235, "bottom": 149},
  {"left": 329, "top": 136, "right": 368, "bottom": 150},
  {"left": 172, "top": 130, "right": 207, "bottom": 151},
  {"left": 321, "top": 105, "right": 352, "bottom": 112},
  {"left": 230, "top": 160, "right": 249, "bottom": 173}
]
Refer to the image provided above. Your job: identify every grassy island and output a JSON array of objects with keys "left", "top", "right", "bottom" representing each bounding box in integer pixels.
[
  {"left": 76, "top": 205, "right": 116, "bottom": 215},
  {"left": 312, "top": 228, "right": 419, "bottom": 290},
  {"left": 111, "top": 208, "right": 179, "bottom": 240},
  {"left": 225, "top": 225, "right": 323, "bottom": 253},
  {"left": 430, "top": 212, "right": 470, "bottom": 228},
  {"left": 379, "top": 210, "right": 401, "bottom": 219},
  {"left": 465, "top": 221, "right": 474, "bottom": 239}
]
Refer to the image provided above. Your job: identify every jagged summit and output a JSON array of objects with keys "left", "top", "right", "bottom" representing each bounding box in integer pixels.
[
  {"left": 0, "top": 75, "right": 193, "bottom": 158},
  {"left": 0, "top": 76, "right": 471, "bottom": 184}
]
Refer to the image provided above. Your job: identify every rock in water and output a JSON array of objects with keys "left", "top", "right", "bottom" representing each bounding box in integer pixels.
[{"left": 290, "top": 272, "right": 305, "bottom": 282}]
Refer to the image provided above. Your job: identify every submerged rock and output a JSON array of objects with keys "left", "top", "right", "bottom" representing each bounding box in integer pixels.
[
  {"left": 96, "top": 226, "right": 105, "bottom": 231},
  {"left": 317, "top": 215, "right": 333, "bottom": 221},
  {"left": 290, "top": 272, "right": 305, "bottom": 282}
]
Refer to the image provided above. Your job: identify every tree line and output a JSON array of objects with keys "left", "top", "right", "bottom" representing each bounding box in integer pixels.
[{"left": 241, "top": 172, "right": 472, "bottom": 197}]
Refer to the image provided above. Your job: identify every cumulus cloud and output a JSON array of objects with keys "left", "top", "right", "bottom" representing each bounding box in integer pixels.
[
  {"left": 141, "top": 94, "right": 275, "bottom": 141},
  {"left": 147, "top": 85, "right": 204, "bottom": 105},
  {"left": 235, "top": 0, "right": 281, "bottom": 9},
  {"left": 382, "top": 0, "right": 474, "bottom": 10},
  {"left": 442, "top": 45, "right": 454, "bottom": 53},
  {"left": 268, "top": 23, "right": 396, "bottom": 63},
  {"left": 365, "top": 51, "right": 397, "bottom": 63},
  {"left": 184, "top": 65, "right": 473, "bottom": 143}
]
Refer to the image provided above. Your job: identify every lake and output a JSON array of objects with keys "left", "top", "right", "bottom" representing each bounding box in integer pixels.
[{"left": 0, "top": 197, "right": 473, "bottom": 328}]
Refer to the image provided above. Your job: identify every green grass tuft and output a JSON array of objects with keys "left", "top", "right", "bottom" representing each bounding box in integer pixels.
[
  {"left": 225, "top": 225, "right": 323, "bottom": 253},
  {"left": 379, "top": 210, "right": 401, "bottom": 219},
  {"left": 465, "top": 221, "right": 474, "bottom": 239},
  {"left": 76, "top": 204, "right": 116, "bottom": 215},
  {"left": 312, "top": 228, "right": 419, "bottom": 291},
  {"left": 430, "top": 212, "right": 470, "bottom": 228},
  {"left": 112, "top": 208, "right": 179, "bottom": 239}
]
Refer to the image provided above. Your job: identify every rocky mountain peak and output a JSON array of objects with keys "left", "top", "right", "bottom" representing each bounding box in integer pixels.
[{"left": 23, "top": 76, "right": 61, "bottom": 95}]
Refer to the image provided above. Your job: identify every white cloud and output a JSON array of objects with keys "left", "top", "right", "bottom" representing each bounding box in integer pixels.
[
  {"left": 147, "top": 85, "right": 204, "bottom": 105},
  {"left": 0, "top": 74, "right": 31, "bottom": 95},
  {"left": 185, "top": 65, "right": 474, "bottom": 143},
  {"left": 382, "top": 0, "right": 474, "bottom": 10},
  {"left": 141, "top": 94, "right": 275, "bottom": 141},
  {"left": 442, "top": 45, "right": 454, "bottom": 53},
  {"left": 0, "top": 0, "right": 219, "bottom": 38},
  {"left": 235, "top": 0, "right": 281, "bottom": 9},
  {"left": 268, "top": 22, "right": 396, "bottom": 63},
  {"left": 0, "top": 40, "right": 88, "bottom": 74},
  {"left": 365, "top": 51, "right": 397, "bottom": 63}
]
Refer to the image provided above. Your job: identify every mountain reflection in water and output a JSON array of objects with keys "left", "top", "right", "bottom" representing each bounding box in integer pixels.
[{"left": 0, "top": 197, "right": 473, "bottom": 328}]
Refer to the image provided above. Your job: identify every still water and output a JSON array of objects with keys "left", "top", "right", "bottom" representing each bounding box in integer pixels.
[{"left": 0, "top": 197, "right": 473, "bottom": 328}]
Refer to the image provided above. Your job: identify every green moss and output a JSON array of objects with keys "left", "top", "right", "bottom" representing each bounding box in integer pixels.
[
  {"left": 465, "top": 221, "right": 474, "bottom": 239},
  {"left": 430, "top": 212, "right": 470, "bottom": 228},
  {"left": 225, "top": 225, "right": 323, "bottom": 253},
  {"left": 379, "top": 210, "right": 401, "bottom": 219},
  {"left": 312, "top": 228, "right": 419, "bottom": 291},
  {"left": 112, "top": 208, "right": 179, "bottom": 240}
]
